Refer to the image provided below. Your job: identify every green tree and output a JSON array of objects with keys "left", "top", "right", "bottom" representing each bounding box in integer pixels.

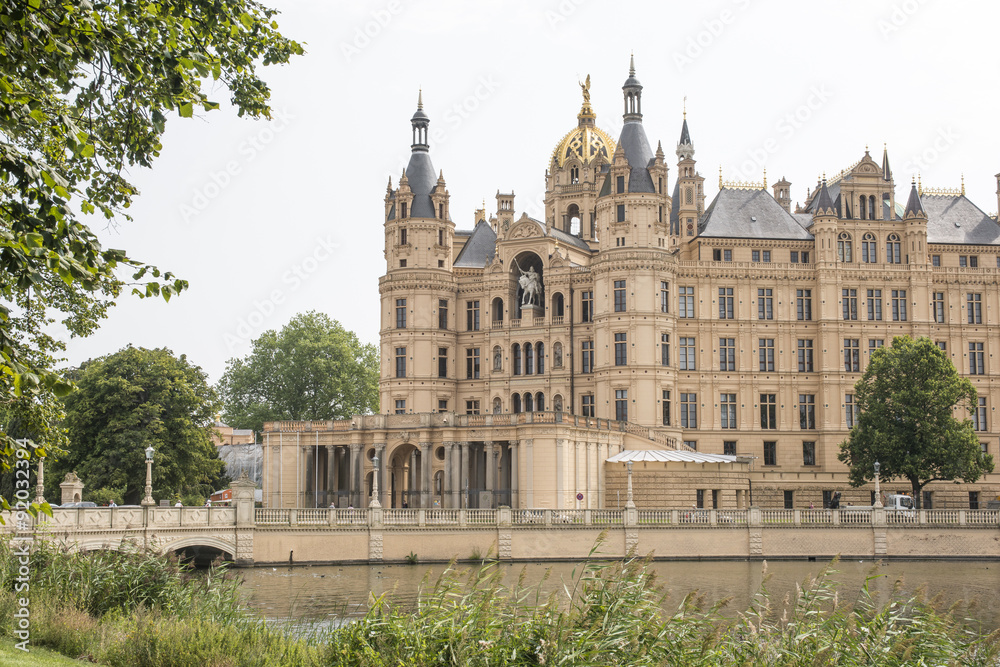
[
  {"left": 52, "top": 347, "right": 226, "bottom": 505},
  {"left": 838, "top": 336, "right": 994, "bottom": 508},
  {"left": 219, "top": 312, "right": 379, "bottom": 434},
  {"left": 0, "top": 1, "right": 301, "bottom": 510}
]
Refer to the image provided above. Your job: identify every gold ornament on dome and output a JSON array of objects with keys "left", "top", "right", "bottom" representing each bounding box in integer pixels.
[{"left": 551, "top": 125, "right": 616, "bottom": 168}]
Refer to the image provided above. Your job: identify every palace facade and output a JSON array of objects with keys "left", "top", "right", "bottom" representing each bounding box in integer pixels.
[{"left": 260, "top": 59, "right": 1000, "bottom": 511}]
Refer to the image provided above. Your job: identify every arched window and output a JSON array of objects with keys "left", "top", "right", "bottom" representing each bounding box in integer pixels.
[
  {"left": 493, "top": 397, "right": 502, "bottom": 414},
  {"left": 837, "top": 232, "right": 853, "bottom": 262},
  {"left": 512, "top": 393, "right": 521, "bottom": 413},
  {"left": 567, "top": 204, "right": 580, "bottom": 235},
  {"left": 536, "top": 342, "right": 544, "bottom": 374},
  {"left": 552, "top": 292, "right": 565, "bottom": 317},
  {"left": 570, "top": 166, "right": 579, "bottom": 184},
  {"left": 536, "top": 393, "right": 545, "bottom": 411},
  {"left": 869, "top": 195, "right": 877, "bottom": 220},
  {"left": 512, "top": 344, "right": 521, "bottom": 376},
  {"left": 525, "top": 343, "right": 534, "bottom": 375},
  {"left": 859, "top": 196, "right": 867, "bottom": 220},
  {"left": 492, "top": 297, "right": 504, "bottom": 323},
  {"left": 862, "top": 233, "right": 877, "bottom": 263},
  {"left": 524, "top": 393, "right": 534, "bottom": 412},
  {"left": 886, "top": 233, "right": 901, "bottom": 264}
]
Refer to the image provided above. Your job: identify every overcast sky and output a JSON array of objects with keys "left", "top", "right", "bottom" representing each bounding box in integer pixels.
[{"left": 61, "top": 0, "right": 1000, "bottom": 383}]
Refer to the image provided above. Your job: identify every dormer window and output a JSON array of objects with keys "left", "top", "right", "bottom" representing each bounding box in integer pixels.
[
  {"left": 400, "top": 228, "right": 408, "bottom": 246},
  {"left": 401, "top": 202, "right": 408, "bottom": 219}
]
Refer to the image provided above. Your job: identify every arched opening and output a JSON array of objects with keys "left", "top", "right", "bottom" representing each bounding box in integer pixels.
[
  {"left": 433, "top": 470, "right": 444, "bottom": 507},
  {"left": 869, "top": 195, "right": 877, "bottom": 219},
  {"left": 536, "top": 342, "right": 545, "bottom": 374},
  {"left": 552, "top": 292, "right": 565, "bottom": 317},
  {"left": 567, "top": 203, "right": 581, "bottom": 235},
  {"left": 512, "top": 393, "right": 522, "bottom": 413},
  {"left": 554, "top": 394, "right": 563, "bottom": 412},
  {"left": 491, "top": 297, "right": 504, "bottom": 324},
  {"left": 524, "top": 393, "right": 534, "bottom": 412},
  {"left": 525, "top": 343, "right": 534, "bottom": 375},
  {"left": 171, "top": 544, "right": 233, "bottom": 569},
  {"left": 512, "top": 344, "right": 521, "bottom": 376},
  {"left": 535, "top": 393, "right": 545, "bottom": 411},
  {"left": 511, "top": 251, "right": 544, "bottom": 319},
  {"left": 838, "top": 232, "right": 853, "bottom": 262},
  {"left": 493, "top": 397, "right": 502, "bottom": 414}
]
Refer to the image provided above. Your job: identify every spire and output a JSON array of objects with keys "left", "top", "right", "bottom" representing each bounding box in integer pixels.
[
  {"left": 410, "top": 90, "right": 429, "bottom": 152},
  {"left": 622, "top": 54, "right": 642, "bottom": 121},
  {"left": 904, "top": 178, "right": 925, "bottom": 218},
  {"left": 812, "top": 178, "right": 835, "bottom": 216},
  {"left": 676, "top": 107, "right": 694, "bottom": 161},
  {"left": 402, "top": 93, "right": 438, "bottom": 218},
  {"left": 882, "top": 144, "right": 892, "bottom": 182},
  {"left": 577, "top": 73, "right": 596, "bottom": 126}
]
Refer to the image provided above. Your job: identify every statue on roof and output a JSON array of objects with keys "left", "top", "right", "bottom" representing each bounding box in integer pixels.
[{"left": 580, "top": 74, "right": 591, "bottom": 104}]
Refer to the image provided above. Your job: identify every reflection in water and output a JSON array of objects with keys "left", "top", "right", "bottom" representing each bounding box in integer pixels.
[{"left": 240, "top": 560, "right": 1000, "bottom": 631}]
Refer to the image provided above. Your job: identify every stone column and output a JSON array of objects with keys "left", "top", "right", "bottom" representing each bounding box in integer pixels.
[
  {"left": 596, "top": 442, "right": 605, "bottom": 509},
  {"left": 525, "top": 439, "right": 534, "bottom": 507},
  {"left": 374, "top": 443, "right": 387, "bottom": 508},
  {"left": 586, "top": 442, "right": 596, "bottom": 509},
  {"left": 458, "top": 442, "right": 469, "bottom": 508},
  {"left": 444, "top": 442, "right": 455, "bottom": 508},
  {"left": 509, "top": 440, "right": 519, "bottom": 509},
  {"left": 326, "top": 445, "right": 336, "bottom": 506},
  {"left": 555, "top": 439, "right": 565, "bottom": 509},
  {"left": 484, "top": 441, "right": 494, "bottom": 508},
  {"left": 420, "top": 443, "right": 432, "bottom": 508},
  {"left": 231, "top": 473, "right": 256, "bottom": 567},
  {"left": 349, "top": 443, "right": 362, "bottom": 508}
]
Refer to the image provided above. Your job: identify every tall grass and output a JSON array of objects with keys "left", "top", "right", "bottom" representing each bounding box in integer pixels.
[{"left": 1, "top": 539, "right": 998, "bottom": 666}]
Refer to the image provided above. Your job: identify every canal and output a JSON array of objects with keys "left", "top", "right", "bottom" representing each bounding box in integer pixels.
[{"left": 240, "top": 558, "right": 1000, "bottom": 631}]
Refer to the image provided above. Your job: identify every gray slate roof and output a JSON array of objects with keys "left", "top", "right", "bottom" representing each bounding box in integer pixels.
[
  {"left": 550, "top": 225, "right": 591, "bottom": 251},
  {"left": 669, "top": 178, "right": 681, "bottom": 235},
  {"left": 453, "top": 220, "right": 497, "bottom": 267},
  {"left": 617, "top": 121, "right": 655, "bottom": 193},
  {"left": 403, "top": 150, "right": 437, "bottom": 218},
  {"left": 698, "top": 188, "right": 813, "bottom": 240},
  {"left": 924, "top": 194, "right": 1000, "bottom": 245},
  {"left": 904, "top": 184, "right": 925, "bottom": 217}
]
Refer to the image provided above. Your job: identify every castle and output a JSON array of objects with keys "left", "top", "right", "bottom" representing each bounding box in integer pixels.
[{"left": 260, "top": 58, "right": 1000, "bottom": 511}]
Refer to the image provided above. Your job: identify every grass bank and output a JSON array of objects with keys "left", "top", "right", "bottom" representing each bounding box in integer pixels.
[{"left": 1, "top": 539, "right": 998, "bottom": 666}]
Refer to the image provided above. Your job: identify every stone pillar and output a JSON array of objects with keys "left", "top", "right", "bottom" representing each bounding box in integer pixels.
[
  {"left": 420, "top": 443, "right": 432, "bottom": 508},
  {"left": 60, "top": 472, "right": 84, "bottom": 505},
  {"left": 484, "top": 441, "right": 494, "bottom": 509},
  {"left": 509, "top": 440, "right": 519, "bottom": 509},
  {"left": 231, "top": 472, "right": 256, "bottom": 567},
  {"left": 525, "top": 439, "right": 534, "bottom": 507},
  {"left": 586, "top": 442, "right": 596, "bottom": 509},
  {"left": 555, "top": 439, "right": 565, "bottom": 508},
  {"left": 349, "top": 443, "right": 362, "bottom": 508},
  {"left": 374, "top": 443, "right": 387, "bottom": 508},
  {"left": 326, "top": 445, "right": 337, "bottom": 506},
  {"left": 458, "top": 442, "right": 469, "bottom": 508},
  {"left": 748, "top": 506, "right": 763, "bottom": 557},
  {"left": 872, "top": 507, "right": 887, "bottom": 557},
  {"left": 597, "top": 442, "right": 605, "bottom": 509}
]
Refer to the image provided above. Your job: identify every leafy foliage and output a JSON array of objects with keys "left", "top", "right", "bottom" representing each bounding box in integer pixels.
[
  {"left": 0, "top": 0, "right": 301, "bottom": 508},
  {"left": 838, "top": 336, "right": 994, "bottom": 506},
  {"left": 52, "top": 346, "right": 226, "bottom": 504},
  {"left": 219, "top": 312, "right": 379, "bottom": 434}
]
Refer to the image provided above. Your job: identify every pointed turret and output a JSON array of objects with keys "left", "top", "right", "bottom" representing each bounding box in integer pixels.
[
  {"left": 622, "top": 53, "right": 642, "bottom": 121},
  {"left": 402, "top": 91, "right": 437, "bottom": 218},
  {"left": 904, "top": 178, "right": 925, "bottom": 218},
  {"left": 614, "top": 56, "right": 655, "bottom": 193},
  {"left": 812, "top": 178, "right": 836, "bottom": 217},
  {"left": 882, "top": 144, "right": 893, "bottom": 182}
]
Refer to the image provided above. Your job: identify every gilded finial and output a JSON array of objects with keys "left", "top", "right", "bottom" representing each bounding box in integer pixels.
[
  {"left": 918, "top": 173, "right": 922, "bottom": 195},
  {"left": 683, "top": 95, "right": 687, "bottom": 119},
  {"left": 763, "top": 168, "right": 767, "bottom": 189},
  {"left": 579, "top": 74, "right": 591, "bottom": 104},
  {"left": 822, "top": 172, "right": 826, "bottom": 183},
  {"left": 961, "top": 173, "right": 965, "bottom": 195},
  {"left": 719, "top": 165, "right": 723, "bottom": 189}
]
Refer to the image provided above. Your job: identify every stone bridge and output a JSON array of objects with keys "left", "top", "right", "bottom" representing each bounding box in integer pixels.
[{"left": 3, "top": 478, "right": 999, "bottom": 565}]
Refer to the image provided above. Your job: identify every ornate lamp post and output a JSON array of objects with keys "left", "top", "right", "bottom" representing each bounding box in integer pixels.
[
  {"left": 369, "top": 454, "right": 381, "bottom": 508},
  {"left": 141, "top": 445, "right": 155, "bottom": 507},
  {"left": 625, "top": 460, "right": 635, "bottom": 509},
  {"left": 873, "top": 460, "right": 883, "bottom": 508}
]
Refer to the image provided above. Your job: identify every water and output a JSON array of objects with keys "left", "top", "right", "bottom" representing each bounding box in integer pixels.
[{"left": 239, "top": 559, "right": 1000, "bottom": 631}]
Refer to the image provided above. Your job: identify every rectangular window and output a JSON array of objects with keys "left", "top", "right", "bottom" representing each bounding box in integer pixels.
[
  {"left": 662, "top": 390, "right": 671, "bottom": 426},
  {"left": 661, "top": 333, "right": 670, "bottom": 366},
  {"left": 796, "top": 289, "right": 812, "bottom": 321},
  {"left": 720, "top": 393, "right": 737, "bottom": 429},
  {"left": 869, "top": 339, "right": 884, "bottom": 356},
  {"left": 842, "top": 288, "right": 858, "bottom": 320},
  {"left": 970, "top": 255, "right": 979, "bottom": 268},
  {"left": 887, "top": 240, "right": 901, "bottom": 264},
  {"left": 718, "top": 287, "right": 734, "bottom": 319},
  {"left": 803, "top": 441, "right": 816, "bottom": 466},
  {"left": 790, "top": 251, "right": 799, "bottom": 263},
  {"left": 399, "top": 258, "right": 406, "bottom": 268},
  {"left": 581, "top": 394, "right": 595, "bottom": 417},
  {"left": 438, "top": 300, "right": 448, "bottom": 329},
  {"left": 466, "top": 348, "right": 480, "bottom": 379},
  {"left": 614, "top": 333, "right": 627, "bottom": 366},
  {"left": 438, "top": 399, "right": 448, "bottom": 412},
  {"left": 760, "top": 393, "right": 776, "bottom": 429},
  {"left": 970, "top": 342, "right": 985, "bottom": 375},
  {"left": 967, "top": 293, "right": 982, "bottom": 324},
  {"left": 581, "top": 291, "right": 593, "bottom": 323},
  {"left": 438, "top": 348, "right": 447, "bottom": 378},
  {"left": 712, "top": 489, "right": 719, "bottom": 509},
  {"left": 466, "top": 400, "right": 480, "bottom": 415},
  {"left": 680, "top": 393, "right": 697, "bottom": 428},
  {"left": 799, "top": 394, "right": 816, "bottom": 429},
  {"left": 615, "top": 389, "right": 628, "bottom": 421},
  {"left": 752, "top": 249, "right": 759, "bottom": 262},
  {"left": 960, "top": 255, "right": 968, "bottom": 267},
  {"left": 891, "top": 289, "right": 907, "bottom": 321},
  {"left": 784, "top": 490, "right": 794, "bottom": 509},
  {"left": 713, "top": 248, "right": 732, "bottom": 261},
  {"left": 763, "top": 441, "right": 777, "bottom": 466},
  {"left": 970, "top": 491, "right": 980, "bottom": 510},
  {"left": 395, "top": 399, "right": 406, "bottom": 414},
  {"left": 974, "top": 396, "right": 987, "bottom": 431},
  {"left": 933, "top": 292, "right": 945, "bottom": 323},
  {"left": 844, "top": 339, "right": 860, "bottom": 372},
  {"left": 724, "top": 249, "right": 732, "bottom": 261},
  {"left": 801, "top": 251, "right": 810, "bottom": 263},
  {"left": 937, "top": 341, "right": 947, "bottom": 352},
  {"left": 762, "top": 250, "right": 771, "bottom": 262},
  {"left": 399, "top": 228, "right": 408, "bottom": 245},
  {"left": 719, "top": 338, "right": 735, "bottom": 371},
  {"left": 867, "top": 289, "right": 883, "bottom": 320},
  {"left": 862, "top": 238, "right": 876, "bottom": 263},
  {"left": 923, "top": 491, "right": 933, "bottom": 510},
  {"left": 696, "top": 489, "right": 704, "bottom": 508},
  {"left": 614, "top": 280, "right": 627, "bottom": 312},
  {"left": 679, "top": 286, "right": 695, "bottom": 318},
  {"left": 757, "top": 288, "right": 773, "bottom": 320},
  {"left": 660, "top": 281, "right": 669, "bottom": 313},
  {"left": 395, "top": 347, "right": 406, "bottom": 378},
  {"left": 616, "top": 175, "right": 625, "bottom": 193},
  {"left": 438, "top": 228, "right": 444, "bottom": 245},
  {"left": 616, "top": 204, "right": 625, "bottom": 222},
  {"left": 679, "top": 337, "right": 696, "bottom": 371},
  {"left": 466, "top": 300, "right": 480, "bottom": 331},
  {"left": 759, "top": 338, "right": 775, "bottom": 372},
  {"left": 581, "top": 340, "right": 594, "bottom": 374},
  {"left": 845, "top": 394, "right": 857, "bottom": 428},
  {"left": 931, "top": 254, "right": 940, "bottom": 266},
  {"left": 395, "top": 299, "right": 407, "bottom": 328},
  {"left": 723, "top": 441, "right": 736, "bottom": 456},
  {"left": 838, "top": 238, "right": 852, "bottom": 262},
  {"left": 797, "top": 339, "right": 814, "bottom": 372}
]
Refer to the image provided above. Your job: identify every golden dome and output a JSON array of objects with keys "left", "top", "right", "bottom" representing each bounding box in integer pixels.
[{"left": 551, "top": 123, "right": 616, "bottom": 168}]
